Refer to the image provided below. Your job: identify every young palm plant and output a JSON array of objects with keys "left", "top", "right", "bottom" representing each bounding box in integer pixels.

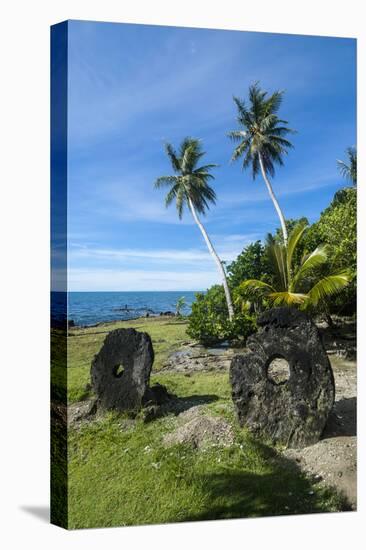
[
  {"left": 228, "top": 82, "right": 295, "bottom": 246},
  {"left": 238, "top": 221, "right": 351, "bottom": 312},
  {"left": 175, "top": 296, "right": 186, "bottom": 317},
  {"left": 155, "top": 138, "right": 234, "bottom": 320},
  {"left": 337, "top": 146, "right": 357, "bottom": 185}
]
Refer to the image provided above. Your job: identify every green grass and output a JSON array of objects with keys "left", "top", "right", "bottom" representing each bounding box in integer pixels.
[
  {"left": 62, "top": 317, "right": 347, "bottom": 529},
  {"left": 68, "top": 406, "right": 344, "bottom": 529}
]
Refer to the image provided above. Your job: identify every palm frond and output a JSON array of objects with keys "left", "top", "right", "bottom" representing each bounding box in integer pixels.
[
  {"left": 229, "top": 83, "right": 295, "bottom": 179},
  {"left": 265, "top": 238, "right": 288, "bottom": 290},
  {"left": 268, "top": 291, "right": 308, "bottom": 306},
  {"left": 164, "top": 143, "right": 181, "bottom": 172},
  {"left": 268, "top": 126, "right": 296, "bottom": 137},
  {"left": 268, "top": 136, "right": 294, "bottom": 149},
  {"left": 251, "top": 150, "right": 260, "bottom": 178},
  {"left": 249, "top": 82, "right": 267, "bottom": 121},
  {"left": 154, "top": 175, "right": 180, "bottom": 188},
  {"left": 307, "top": 272, "right": 351, "bottom": 307},
  {"left": 233, "top": 96, "right": 248, "bottom": 119},
  {"left": 239, "top": 278, "right": 275, "bottom": 298},
  {"left": 264, "top": 90, "right": 284, "bottom": 115},
  {"left": 286, "top": 221, "right": 308, "bottom": 279},
  {"left": 227, "top": 130, "right": 248, "bottom": 141},
  {"left": 231, "top": 139, "right": 251, "bottom": 163},
  {"left": 192, "top": 171, "right": 215, "bottom": 181},
  {"left": 194, "top": 163, "right": 218, "bottom": 173},
  {"left": 164, "top": 184, "right": 180, "bottom": 207},
  {"left": 291, "top": 245, "right": 329, "bottom": 290},
  {"left": 337, "top": 147, "right": 357, "bottom": 184},
  {"left": 176, "top": 185, "right": 185, "bottom": 219}
]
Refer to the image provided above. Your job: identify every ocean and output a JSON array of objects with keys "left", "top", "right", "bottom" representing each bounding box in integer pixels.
[{"left": 66, "top": 291, "right": 201, "bottom": 326}]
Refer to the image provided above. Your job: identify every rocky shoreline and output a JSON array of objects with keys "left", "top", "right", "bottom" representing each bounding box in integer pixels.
[{"left": 68, "top": 311, "right": 178, "bottom": 330}]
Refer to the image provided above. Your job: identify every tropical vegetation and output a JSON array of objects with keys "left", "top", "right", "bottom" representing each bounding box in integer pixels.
[
  {"left": 175, "top": 296, "right": 186, "bottom": 317},
  {"left": 237, "top": 221, "right": 351, "bottom": 312},
  {"left": 228, "top": 82, "right": 295, "bottom": 245},
  {"left": 337, "top": 146, "right": 357, "bottom": 185},
  {"left": 155, "top": 138, "right": 234, "bottom": 320},
  {"left": 304, "top": 186, "right": 357, "bottom": 315},
  {"left": 187, "top": 183, "right": 356, "bottom": 342},
  {"left": 186, "top": 285, "right": 256, "bottom": 345},
  {"left": 153, "top": 84, "right": 356, "bottom": 343}
]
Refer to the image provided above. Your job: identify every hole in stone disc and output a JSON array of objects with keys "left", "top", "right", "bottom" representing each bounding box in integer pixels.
[
  {"left": 113, "top": 364, "right": 125, "bottom": 378},
  {"left": 267, "top": 356, "right": 290, "bottom": 385}
]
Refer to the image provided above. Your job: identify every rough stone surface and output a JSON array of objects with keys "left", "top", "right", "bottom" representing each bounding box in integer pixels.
[
  {"left": 230, "top": 307, "right": 335, "bottom": 448},
  {"left": 91, "top": 328, "right": 154, "bottom": 411}
]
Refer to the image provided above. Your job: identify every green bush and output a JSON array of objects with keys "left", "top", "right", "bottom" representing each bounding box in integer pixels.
[
  {"left": 187, "top": 285, "right": 256, "bottom": 345},
  {"left": 303, "top": 187, "right": 356, "bottom": 315}
]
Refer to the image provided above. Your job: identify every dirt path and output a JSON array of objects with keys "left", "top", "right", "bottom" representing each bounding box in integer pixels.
[{"left": 283, "top": 355, "right": 356, "bottom": 509}]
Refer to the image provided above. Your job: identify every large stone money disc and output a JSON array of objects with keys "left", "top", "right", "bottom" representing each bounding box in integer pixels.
[{"left": 230, "top": 308, "right": 335, "bottom": 448}]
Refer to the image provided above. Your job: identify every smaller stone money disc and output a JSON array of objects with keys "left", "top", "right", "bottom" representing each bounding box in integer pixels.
[{"left": 91, "top": 328, "right": 154, "bottom": 411}]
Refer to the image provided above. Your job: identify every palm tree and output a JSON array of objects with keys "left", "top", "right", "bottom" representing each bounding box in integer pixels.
[
  {"left": 175, "top": 296, "right": 186, "bottom": 317},
  {"left": 238, "top": 221, "right": 350, "bottom": 312},
  {"left": 337, "top": 147, "right": 357, "bottom": 185},
  {"left": 155, "top": 138, "right": 234, "bottom": 320},
  {"left": 228, "top": 82, "right": 295, "bottom": 246}
]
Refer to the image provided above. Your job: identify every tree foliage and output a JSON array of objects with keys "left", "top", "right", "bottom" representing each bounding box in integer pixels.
[
  {"left": 337, "top": 147, "right": 357, "bottom": 185},
  {"left": 238, "top": 221, "right": 351, "bottom": 311},
  {"left": 154, "top": 138, "right": 218, "bottom": 219},
  {"left": 303, "top": 187, "right": 357, "bottom": 313},
  {"left": 226, "top": 241, "right": 267, "bottom": 288},
  {"left": 155, "top": 137, "right": 234, "bottom": 319},
  {"left": 228, "top": 82, "right": 295, "bottom": 178},
  {"left": 187, "top": 286, "right": 256, "bottom": 345},
  {"left": 175, "top": 296, "right": 186, "bottom": 317}
]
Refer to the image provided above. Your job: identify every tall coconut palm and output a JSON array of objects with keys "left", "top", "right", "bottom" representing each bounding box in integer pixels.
[
  {"left": 228, "top": 82, "right": 295, "bottom": 246},
  {"left": 337, "top": 147, "right": 357, "bottom": 185},
  {"left": 237, "top": 221, "right": 351, "bottom": 312},
  {"left": 155, "top": 138, "right": 234, "bottom": 320}
]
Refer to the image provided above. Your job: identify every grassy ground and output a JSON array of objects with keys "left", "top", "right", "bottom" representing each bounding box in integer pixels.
[{"left": 64, "top": 317, "right": 346, "bottom": 529}]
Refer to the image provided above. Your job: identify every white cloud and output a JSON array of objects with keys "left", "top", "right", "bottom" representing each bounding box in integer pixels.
[
  {"left": 69, "top": 245, "right": 211, "bottom": 263},
  {"left": 68, "top": 232, "right": 257, "bottom": 269},
  {"left": 218, "top": 173, "right": 340, "bottom": 208},
  {"left": 68, "top": 268, "right": 219, "bottom": 292},
  {"left": 70, "top": 176, "right": 196, "bottom": 226},
  {"left": 66, "top": 232, "right": 259, "bottom": 290}
]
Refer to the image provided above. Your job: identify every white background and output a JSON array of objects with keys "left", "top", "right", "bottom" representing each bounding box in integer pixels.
[{"left": 1, "top": 1, "right": 365, "bottom": 548}]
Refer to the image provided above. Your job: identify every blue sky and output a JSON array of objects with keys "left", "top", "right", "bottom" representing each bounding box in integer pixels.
[{"left": 66, "top": 20, "right": 356, "bottom": 291}]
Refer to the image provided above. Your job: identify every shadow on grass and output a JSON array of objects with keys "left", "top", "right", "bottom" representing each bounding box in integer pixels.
[
  {"left": 160, "top": 394, "right": 219, "bottom": 416},
  {"left": 179, "top": 440, "right": 350, "bottom": 523}
]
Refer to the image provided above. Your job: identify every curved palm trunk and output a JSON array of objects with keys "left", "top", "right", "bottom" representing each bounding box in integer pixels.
[
  {"left": 188, "top": 198, "right": 234, "bottom": 320},
  {"left": 258, "top": 152, "right": 288, "bottom": 246}
]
